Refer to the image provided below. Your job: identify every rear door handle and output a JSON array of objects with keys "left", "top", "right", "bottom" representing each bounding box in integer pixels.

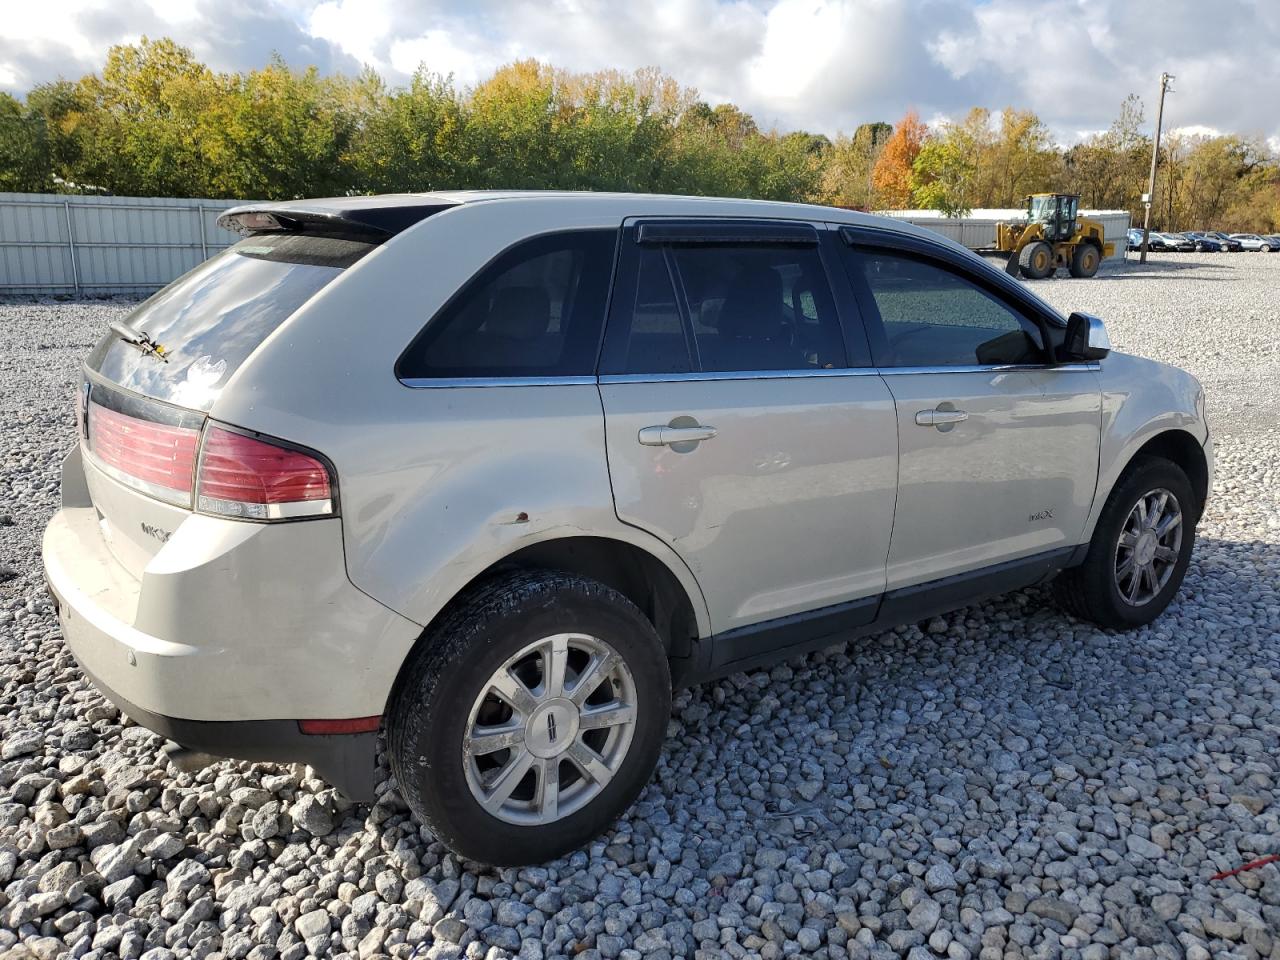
[
  {"left": 914, "top": 408, "right": 969, "bottom": 427},
  {"left": 638, "top": 424, "right": 717, "bottom": 446}
]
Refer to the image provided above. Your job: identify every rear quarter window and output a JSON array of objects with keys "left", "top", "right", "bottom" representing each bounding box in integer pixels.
[
  {"left": 396, "top": 230, "right": 618, "bottom": 381},
  {"left": 87, "top": 234, "right": 373, "bottom": 410}
]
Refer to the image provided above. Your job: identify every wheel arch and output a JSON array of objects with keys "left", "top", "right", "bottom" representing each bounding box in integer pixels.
[
  {"left": 1128, "top": 429, "right": 1209, "bottom": 518},
  {"left": 385, "top": 534, "right": 706, "bottom": 714}
]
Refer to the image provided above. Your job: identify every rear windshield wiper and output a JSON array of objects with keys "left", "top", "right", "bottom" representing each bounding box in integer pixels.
[{"left": 108, "top": 320, "right": 169, "bottom": 363}]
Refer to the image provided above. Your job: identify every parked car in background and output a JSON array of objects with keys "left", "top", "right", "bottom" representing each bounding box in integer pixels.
[
  {"left": 1181, "top": 232, "right": 1225, "bottom": 252},
  {"left": 1131, "top": 230, "right": 1174, "bottom": 252},
  {"left": 1266, "top": 236, "right": 1280, "bottom": 249},
  {"left": 1229, "top": 234, "right": 1277, "bottom": 252},
  {"left": 43, "top": 191, "right": 1213, "bottom": 866},
  {"left": 1155, "top": 232, "right": 1196, "bottom": 252},
  {"left": 1205, "top": 231, "right": 1243, "bottom": 251}
]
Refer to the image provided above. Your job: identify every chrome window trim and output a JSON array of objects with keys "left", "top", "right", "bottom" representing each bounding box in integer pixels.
[
  {"left": 877, "top": 362, "right": 1099, "bottom": 376},
  {"left": 400, "top": 362, "right": 1099, "bottom": 388},
  {"left": 400, "top": 375, "right": 599, "bottom": 389},
  {"left": 599, "top": 368, "right": 880, "bottom": 385}
]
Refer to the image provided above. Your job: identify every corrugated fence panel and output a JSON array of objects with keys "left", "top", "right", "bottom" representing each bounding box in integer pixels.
[
  {"left": 3, "top": 195, "right": 1138, "bottom": 296},
  {"left": 0, "top": 193, "right": 250, "bottom": 296}
]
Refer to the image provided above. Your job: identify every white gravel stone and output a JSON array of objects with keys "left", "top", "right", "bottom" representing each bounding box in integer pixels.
[{"left": 2, "top": 257, "right": 1279, "bottom": 957}]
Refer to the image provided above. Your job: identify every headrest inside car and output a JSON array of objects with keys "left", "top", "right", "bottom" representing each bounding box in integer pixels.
[
  {"left": 718, "top": 268, "right": 785, "bottom": 341},
  {"left": 486, "top": 286, "right": 552, "bottom": 341}
]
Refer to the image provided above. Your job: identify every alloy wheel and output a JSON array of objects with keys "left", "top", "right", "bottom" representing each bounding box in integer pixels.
[
  {"left": 463, "top": 633, "right": 637, "bottom": 825},
  {"left": 1113, "top": 488, "right": 1183, "bottom": 606}
]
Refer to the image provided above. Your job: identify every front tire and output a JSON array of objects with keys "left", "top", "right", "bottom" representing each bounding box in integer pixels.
[
  {"left": 1052, "top": 457, "right": 1197, "bottom": 629},
  {"left": 388, "top": 570, "right": 670, "bottom": 866},
  {"left": 1069, "top": 242, "right": 1101, "bottom": 278},
  {"left": 1019, "top": 241, "right": 1055, "bottom": 279}
]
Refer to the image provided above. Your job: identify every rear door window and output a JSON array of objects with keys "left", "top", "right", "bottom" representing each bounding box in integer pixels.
[
  {"left": 601, "top": 229, "right": 846, "bottom": 375},
  {"left": 87, "top": 233, "right": 373, "bottom": 410},
  {"left": 397, "top": 230, "right": 618, "bottom": 381}
]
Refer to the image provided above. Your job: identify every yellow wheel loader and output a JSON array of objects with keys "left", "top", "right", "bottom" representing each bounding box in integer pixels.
[{"left": 985, "top": 193, "right": 1115, "bottom": 279}]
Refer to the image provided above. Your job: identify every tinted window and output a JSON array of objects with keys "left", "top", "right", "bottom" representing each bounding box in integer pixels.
[
  {"left": 86, "top": 234, "right": 374, "bottom": 411},
  {"left": 604, "top": 241, "right": 845, "bottom": 374},
  {"left": 854, "top": 252, "right": 1045, "bottom": 367},
  {"left": 616, "top": 247, "right": 693, "bottom": 374},
  {"left": 398, "top": 230, "right": 616, "bottom": 380}
]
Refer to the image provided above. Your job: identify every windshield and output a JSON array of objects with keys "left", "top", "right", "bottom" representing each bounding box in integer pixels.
[
  {"left": 1028, "top": 196, "right": 1057, "bottom": 221},
  {"left": 86, "top": 234, "right": 375, "bottom": 410}
]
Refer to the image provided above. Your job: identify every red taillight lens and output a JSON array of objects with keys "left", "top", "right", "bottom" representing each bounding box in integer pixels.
[
  {"left": 196, "top": 425, "right": 334, "bottom": 521},
  {"left": 87, "top": 401, "right": 199, "bottom": 504}
]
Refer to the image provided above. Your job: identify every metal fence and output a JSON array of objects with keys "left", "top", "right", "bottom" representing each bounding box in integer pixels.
[
  {"left": 1, "top": 193, "right": 1139, "bottom": 297},
  {"left": 0, "top": 193, "right": 252, "bottom": 297}
]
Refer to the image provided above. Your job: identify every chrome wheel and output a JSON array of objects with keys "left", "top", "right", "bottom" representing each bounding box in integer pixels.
[
  {"left": 463, "top": 633, "right": 637, "bottom": 826},
  {"left": 1113, "top": 488, "right": 1183, "bottom": 606}
]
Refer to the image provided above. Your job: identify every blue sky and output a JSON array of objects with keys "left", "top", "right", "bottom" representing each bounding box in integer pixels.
[{"left": 4, "top": 0, "right": 1278, "bottom": 144}]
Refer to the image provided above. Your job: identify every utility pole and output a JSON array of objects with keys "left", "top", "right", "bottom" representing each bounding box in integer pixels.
[{"left": 1140, "top": 72, "right": 1173, "bottom": 263}]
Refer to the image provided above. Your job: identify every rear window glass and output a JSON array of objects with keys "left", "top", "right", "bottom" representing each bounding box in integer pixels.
[{"left": 86, "top": 234, "right": 373, "bottom": 410}]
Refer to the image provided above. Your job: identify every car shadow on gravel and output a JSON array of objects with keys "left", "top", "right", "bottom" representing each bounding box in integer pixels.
[{"left": 653, "top": 535, "right": 1277, "bottom": 881}]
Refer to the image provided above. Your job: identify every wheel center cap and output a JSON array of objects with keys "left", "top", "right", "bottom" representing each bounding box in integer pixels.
[
  {"left": 525, "top": 698, "right": 580, "bottom": 759},
  {"left": 1134, "top": 530, "right": 1158, "bottom": 566}
]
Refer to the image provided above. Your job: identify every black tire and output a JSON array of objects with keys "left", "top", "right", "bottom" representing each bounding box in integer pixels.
[
  {"left": 1262, "top": 244, "right": 1273, "bottom": 253},
  {"left": 1052, "top": 456, "right": 1198, "bottom": 629},
  {"left": 1069, "top": 242, "right": 1101, "bottom": 278},
  {"left": 388, "top": 569, "right": 671, "bottom": 866},
  {"left": 1019, "top": 241, "right": 1055, "bottom": 279}
]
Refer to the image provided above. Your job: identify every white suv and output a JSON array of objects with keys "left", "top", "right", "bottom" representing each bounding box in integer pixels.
[{"left": 43, "top": 192, "right": 1212, "bottom": 865}]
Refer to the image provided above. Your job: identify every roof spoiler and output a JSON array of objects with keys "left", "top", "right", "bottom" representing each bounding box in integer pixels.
[{"left": 217, "top": 198, "right": 454, "bottom": 243}]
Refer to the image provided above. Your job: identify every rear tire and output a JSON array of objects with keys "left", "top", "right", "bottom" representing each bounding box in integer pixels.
[
  {"left": 1052, "top": 457, "right": 1197, "bottom": 629},
  {"left": 388, "top": 569, "right": 670, "bottom": 866},
  {"left": 1069, "top": 242, "right": 1101, "bottom": 278},
  {"left": 1019, "top": 241, "right": 1055, "bottom": 279}
]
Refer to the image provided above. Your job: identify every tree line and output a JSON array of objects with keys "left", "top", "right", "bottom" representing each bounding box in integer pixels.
[{"left": 2, "top": 38, "right": 1278, "bottom": 233}]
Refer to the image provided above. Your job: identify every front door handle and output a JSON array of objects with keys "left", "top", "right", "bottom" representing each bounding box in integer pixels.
[
  {"left": 914, "top": 408, "right": 969, "bottom": 427},
  {"left": 638, "top": 424, "right": 717, "bottom": 446}
]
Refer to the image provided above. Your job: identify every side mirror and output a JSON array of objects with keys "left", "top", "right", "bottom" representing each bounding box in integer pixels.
[{"left": 1061, "top": 311, "right": 1111, "bottom": 362}]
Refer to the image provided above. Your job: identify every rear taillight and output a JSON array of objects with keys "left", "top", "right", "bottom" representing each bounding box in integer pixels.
[
  {"left": 83, "top": 393, "right": 335, "bottom": 522},
  {"left": 196, "top": 425, "right": 334, "bottom": 521},
  {"left": 87, "top": 400, "right": 200, "bottom": 505}
]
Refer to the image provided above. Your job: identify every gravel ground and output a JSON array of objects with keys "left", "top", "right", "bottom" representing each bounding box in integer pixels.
[{"left": 1, "top": 252, "right": 1278, "bottom": 960}]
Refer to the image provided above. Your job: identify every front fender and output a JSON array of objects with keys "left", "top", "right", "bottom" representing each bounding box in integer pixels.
[{"left": 1083, "top": 353, "right": 1208, "bottom": 540}]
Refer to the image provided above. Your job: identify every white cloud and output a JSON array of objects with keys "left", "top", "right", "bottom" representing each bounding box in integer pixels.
[
  {"left": 1172, "top": 125, "right": 1222, "bottom": 140},
  {"left": 2, "top": 0, "right": 1278, "bottom": 146},
  {"left": 308, "top": 0, "right": 394, "bottom": 70}
]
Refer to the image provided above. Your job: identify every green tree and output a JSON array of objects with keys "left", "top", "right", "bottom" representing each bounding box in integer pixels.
[
  {"left": 819, "top": 121, "right": 890, "bottom": 209},
  {"left": 0, "top": 93, "right": 53, "bottom": 191},
  {"left": 911, "top": 137, "right": 975, "bottom": 216}
]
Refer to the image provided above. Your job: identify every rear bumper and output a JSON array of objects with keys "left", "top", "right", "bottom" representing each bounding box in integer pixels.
[
  {"left": 64, "top": 648, "right": 377, "bottom": 801},
  {"left": 42, "top": 446, "right": 422, "bottom": 800}
]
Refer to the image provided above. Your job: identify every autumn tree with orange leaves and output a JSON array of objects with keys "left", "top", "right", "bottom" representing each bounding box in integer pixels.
[{"left": 871, "top": 110, "right": 928, "bottom": 208}]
